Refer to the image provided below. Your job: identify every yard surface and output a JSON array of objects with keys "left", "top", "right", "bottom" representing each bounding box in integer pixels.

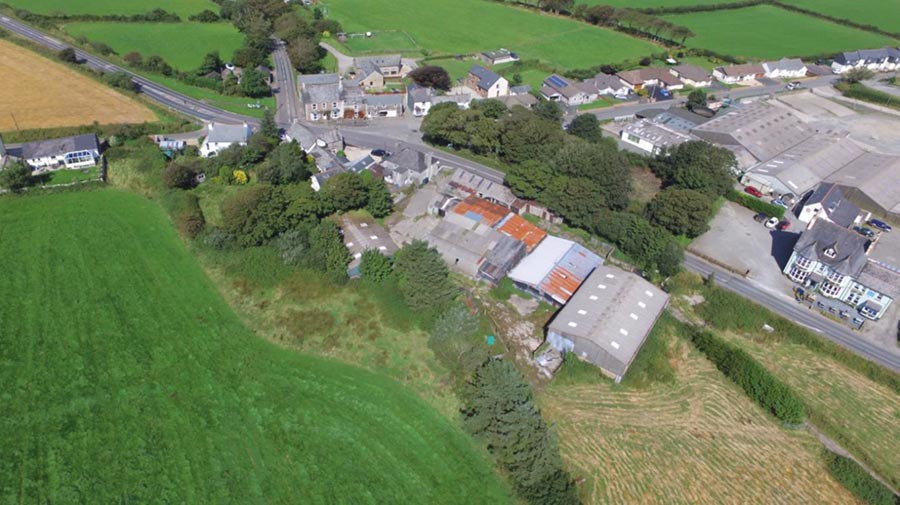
[
  {"left": 0, "top": 39, "right": 156, "bottom": 132},
  {"left": 64, "top": 21, "right": 244, "bottom": 71},
  {"left": 538, "top": 316, "right": 858, "bottom": 504},
  {"left": 0, "top": 189, "right": 511, "bottom": 503},
  {"left": 322, "top": 0, "right": 659, "bottom": 68},
  {"left": 3, "top": 0, "right": 218, "bottom": 17},
  {"left": 664, "top": 5, "right": 895, "bottom": 59},
  {"left": 782, "top": 0, "right": 900, "bottom": 34}
]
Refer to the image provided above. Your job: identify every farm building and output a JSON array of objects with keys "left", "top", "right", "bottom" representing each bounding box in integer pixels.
[
  {"left": 825, "top": 153, "right": 900, "bottom": 223},
  {"left": 451, "top": 195, "right": 510, "bottom": 227},
  {"left": 507, "top": 235, "right": 603, "bottom": 305},
  {"left": 465, "top": 65, "right": 509, "bottom": 98},
  {"left": 545, "top": 266, "right": 669, "bottom": 382},
  {"left": 480, "top": 48, "right": 518, "bottom": 65},
  {"left": 712, "top": 63, "right": 765, "bottom": 84},
  {"left": 762, "top": 58, "right": 807, "bottom": 79},
  {"left": 446, "top": 168, "right": 516, "bottom": 207},
  {"left": 496, "top": 214, "right": 546, "bottom": 253},
  {"left": 200, "top": 123, "right": 252, "bottom": 158},
  {"left": 339, "top": 216, "right": 398, "bottom": 278},
  {"left": 10, "top": 133, "right": 100, "bottom": 170},
  {"left": 425, "top": 212, "right": 526, "bottom": 282}
]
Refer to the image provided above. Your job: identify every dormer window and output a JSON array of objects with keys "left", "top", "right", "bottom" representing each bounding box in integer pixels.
[{"left": 823, "top": 247, "right": 836, "bottom": 259}]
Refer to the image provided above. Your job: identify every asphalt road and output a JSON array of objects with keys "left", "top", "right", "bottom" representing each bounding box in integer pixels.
[
  {"left": 272, "top": 41, "right": 301, "bottom": 126},
  {"left": 0, "top": 15, "right": 259, "bottom": 127},
  {"left": 684, "top": 253, "right": 900, "bottom": 373}
]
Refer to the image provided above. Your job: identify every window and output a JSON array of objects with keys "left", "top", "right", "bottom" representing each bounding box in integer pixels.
[
  {"left": 788, "top": 266, "right": 809, "bottom": 283},
  {"left": 332, "top": 101, "right": 337, "bottom": 108},
  {"left": 332, "top": 110, "right": 340, "bottom": 119},
  {"left": 820, "top": 281, "right": 842, "bottom": 298},
  {"left": 311, "top": 112, "right": 319, "bottom": 120},
  {"left": 794, "top": 255, "right": 812, "bottom": 270},
  {"left": 823, "top": 247, "right": 837, "bottom": 259},
  {"left": 312, "top": 103, "right": 317, "bottom": 110},
  {"left": 627, "top": 134, "right": 642, "bottom": 144},
  {"left": 845, "top": 292, "right": 862, "bottom": 306},
  {"left": 827, "top": 271, "right": 844, "bottom": 284}
]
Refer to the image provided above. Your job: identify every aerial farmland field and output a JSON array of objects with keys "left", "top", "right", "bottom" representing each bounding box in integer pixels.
[
  {"left": 2, "top": 0, "right": 217, "bottom": 17},
  {"left": 781, "top": 0, "right": 900, "bottom": 34},
  {"left": 664, "top": 5, "right": 896, "bottom": 59},
  {"left": 64, "top": 21, "right": 244, "bottom": 71},
  {"left": 0, "top": 189, "right": 511, "bottom": 504},
  {"left": 0, "top": 39, "right": 155, "bottom": 132},
  {"left": 322, "top": 0, "right": 659, "bottom": 68}
]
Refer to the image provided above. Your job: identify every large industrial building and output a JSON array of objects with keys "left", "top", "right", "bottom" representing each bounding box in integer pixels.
[{"left": 507, "top": 236, "right": 603, "bottom": 305}]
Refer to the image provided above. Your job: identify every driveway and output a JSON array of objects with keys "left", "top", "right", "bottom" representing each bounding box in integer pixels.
[{"left": 320, "top": 42, "right": 354, "bottom": 74}]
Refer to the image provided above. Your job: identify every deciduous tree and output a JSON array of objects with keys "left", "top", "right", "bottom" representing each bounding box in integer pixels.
[
  {"left": 409, "top": 65, "right": 452, "bottom": 91},
  {"left": 645, "top": 187, "right": 713, "bottom": 238}
]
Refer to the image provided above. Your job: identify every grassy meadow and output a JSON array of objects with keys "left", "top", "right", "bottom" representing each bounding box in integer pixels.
[
  {"left": 322, "top": 0, "right": 659, "bottom": 68},
  {"left": 782, "top": 0, "right": 900, "bottom": 34},
  {"left": 3, "top": 0, "right": 218, "bottom": 17},
  {"left": 64, "top": 21, "right": 244, "bottom": 71},
  {"left": 664, "top": 5, "right": 896, "bottom": 59},
  {"left": 0, "top": 189, "right": 511, "bottom": 503}
]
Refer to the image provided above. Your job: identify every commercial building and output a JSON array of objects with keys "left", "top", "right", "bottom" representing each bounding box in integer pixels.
[
  {"left": 508, "top": 236, "right": 603, "bottom": 305},
  {"left": 546, "top": 266, "right": 669, "bottom": 382},
  {"left": 339, "top": 216, "right": 398, "bottom": 278},
  {"left": 620, "top": 119, "right": 694, "bottom": 156}
]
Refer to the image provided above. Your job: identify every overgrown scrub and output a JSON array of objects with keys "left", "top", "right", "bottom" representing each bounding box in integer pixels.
[
  {"left": 621, "top": 312, "right": 678, "bottom": 388},
  {"left": 824, "top": 451, "right": 897, "bottom": 505},
  {"left": 836, "top": 82, "right": 900, "bottom": 112},
  {"left": 698, "top": 286, "right": 900, "bottom": 394},
  {"left": 162, "top": 190, "right": 205, "bottom": 238},
  {"left": 689, "top": 328, "right": 806, "bottom": 424},
  {"left": 725, "top": 189, "right": 785, "bottom": 219}
]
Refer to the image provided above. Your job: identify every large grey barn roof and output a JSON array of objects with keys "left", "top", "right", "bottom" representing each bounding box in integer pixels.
[
  {"left": 20, "top": 134, "right": 99, "bottom": 159},
  {"left": 547, "top": 266, "right": 668, "bottom": 377},
  {"left": 793, "top": 219, "right": 869, "bottom": 277},
  {"left": 826, "top": 153, "right": 900, "bottom": 215},
  {"left": 749, "top": 132, "right": 865, "bottom": 195},
  {"left": 691, "top": 103, "right": 814, "bottom": 162}
]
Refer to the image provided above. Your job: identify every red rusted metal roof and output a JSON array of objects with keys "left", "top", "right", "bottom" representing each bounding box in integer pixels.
[
  {"left": 540, "top": 266, "right": 584, "bottom": 304},
  {"left": 451, "top": 195, "right": 509, "bottom": 227},
  {"left": 498, "top": 214, "right": 547, "bottom": 253}
]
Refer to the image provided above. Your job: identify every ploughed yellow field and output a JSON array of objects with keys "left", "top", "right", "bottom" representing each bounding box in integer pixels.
[{"left": 0, "top": 38, "right": 155, "bottom": 131}]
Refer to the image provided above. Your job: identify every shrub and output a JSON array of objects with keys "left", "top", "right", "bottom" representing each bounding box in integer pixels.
[
  {"left": 162, "top": 191, "right": 205, "bottom": 238},
  {"left": 725, "top": 189, "right": 785, "bottom": 219},
  {"left": 825, "top": 452, "right": 896, "bottom": 505},
  {"left": 203, "top": 227, "right": 237, "bottom": 251},
  {"left": 232, "top": 169, "right": 248, "bottom": 185},
  {"left": 689, "top": 328, "right": 806, "bottom": 424},
  {"left": 57, "top": 47, "right": 78, "bottom": 64},
  {"left": 0, "top": 162, "right": 34, "bottom": 191},
  {"left": 162, "top": 159, "right": 202, "bottom": 189}
]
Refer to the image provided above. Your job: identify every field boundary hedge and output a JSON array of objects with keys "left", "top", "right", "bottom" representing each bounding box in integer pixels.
[
  {"left": 725, "top": 189, "right": 785, "bottom": 219},
  {"left": 637, "top": 0, "right": 765, "bottom": 15},
  {"left": 771, "top": 1, "right": 900, "bottom": 40},
  {"left": 824, "top": 451, "right": 898, "bottom": 505},
  {"left": 836, "top": 82, "right": 900, "bottom": 112},
  {"left": 688, "top": 327, "right": 807, "bottom": 424}
]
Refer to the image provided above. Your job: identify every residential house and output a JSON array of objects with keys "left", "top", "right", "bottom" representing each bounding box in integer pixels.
[
  {"left": 364, "top": 93, "right": 405, "bottom": 118},
  {"left": 432, "top": 93, "right": 472, "bottom": 109},
  {"left": 480, "top": 48, "right": 518, "bottom": 65},
  {"left": 465, "top": 65, "right": 509, "bottom": 98},
  {"left": 497, "top": 93, "right": 538, "bottom": 109},
  {"left": 349, "top": 54, "right": 411, "bottom": 91},
  {"left": 669, "top": 64, "right": 713, "bottom": 87},
  {"left": 616, "top": 68, "right": 683, "bottom": 92},
  {"left": 407, "top": 84, "right": 433, "bottom": 117},
  {"left": 712, "top": 63, "right": 765, "bottom": 84},
  {"left": 762, "top": 58, "right": 807, "bottom": 79},
  {"left": 199, "top": 123, "right": 251, "bottom": 158},
  {"left": 798, "top": 183, "right": 863, "bottom": 227},
  {"left": 381, "top": 148, "right": 440, "bottom": 187},
  {"left": 339, "top": 215, "right": 398, "bottom": 278},
  {"left": 507, "top": 235, "right": 603, "bottom": 305},
  {"left": 298, "top": 73, "right": 345, "bottom": 121},
  {"left": 539, "top": 74, "right": 599, "bottom": 106},
  {"left": 284, "top": 122, "right": 343, "bottom": 152},
  {"left": 784, "top": 218, "right": 894, "bottom": 320},
  {"left": 546, "top": 266, "right": 669, "bottom": 382},
  {"left": 831, "top": 48, "right": 900, "bottom": 74},
  {"left": 310, "top": 166, "right": 345, "bottom": 192},
  {"left": 585, "top": 73, "right": 631, "bottom": 97},
  {"left": 12, "top": 133, "right": 101, "bottom": 170}
]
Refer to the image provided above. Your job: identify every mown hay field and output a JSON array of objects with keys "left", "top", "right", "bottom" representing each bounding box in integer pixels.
[
  {"left": 3, "top": 0, "right": 218, "bottom": 17},
  {"left": 0, "top": 189, "right": 511, "bottom": 504},
  {"left": 664, "top": 5, "right": 895, "bottom": 59},
  {"left": 538, "top": 316, "right": 859, "bottom": 504},
  {"left": 0, "top": 39, "right": 156, "bottom": 131}
]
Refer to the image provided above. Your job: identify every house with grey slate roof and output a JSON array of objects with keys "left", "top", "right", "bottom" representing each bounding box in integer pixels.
[
  {"left": 465, "top": 65, "right": 509, "bottom": 98},
  {"left": 668, "top": 64, "right": 713, "bottom": 88},
  {"left": 784, "top": 218, "right": 893, "bottom": 320},
  {"left": 797, "top": 183, "right": 862, "bottom": 228},
  {"left": 350, "top": 54, "right": 412, "bottom": 91},
  {"left": 380, "top": 148, "right": 440, "bottom": 187},
  {"left": 407, "top": 83, "right": 433, "bottom": 117},
  {"left": 11, "top": 133, "right": 101, "bottom": 170},
  {"left": 539, "top": 74, "right": 599, "bottom": 106},
  {"left": 200, "top": 123, "right": 251, "bottom": 158},
  {"left": 831, "top": 47, "right": 900, "bottom": 74}
]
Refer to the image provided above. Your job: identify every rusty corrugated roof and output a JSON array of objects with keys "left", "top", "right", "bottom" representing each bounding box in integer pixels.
[
  {"left": 498, "top": 215, "right": 547, "bottom": 253},
  {"left": 451, "top": 195, "right": 509, "bottom": 227}
]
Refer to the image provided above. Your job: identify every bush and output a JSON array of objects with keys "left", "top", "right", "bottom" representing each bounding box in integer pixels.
[
  {"left": 689, "top": 328, "right": 806, "bottom": 424},
  {"left": 203, "top": 227, "right": 237, "bottom": 251},
  {"left": 162, "top": 191, "right": 205, "bottom": 238},
  {"left": 104, "top": 71, "right": 137, "bottom": 92},
  {"left": 824, "top": 451, "right": 897, "bottom": 505},
  {"left": 0, "top": 162, "right": 34, "bottom": 191},
  {"left": 58, "top": 47, "right": 78, "bottom": 64},
  {"left": 162, "top": 159, "right": 202, "bottom": 189},
  {"left": 725, "top": 189, "right": 785, "bottom": 219}
]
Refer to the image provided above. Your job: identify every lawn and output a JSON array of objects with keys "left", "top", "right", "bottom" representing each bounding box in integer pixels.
[
  {"left": 322, "top": 0, "right": 659, "bottom": 68},
  {"left": 575, "top": 0, "right": 727, "bottom": 5},
  {"left": 0, "top": 38, "right": 156, "bottom": 132},
  {"left": 64, "top": 21, "right": 244, "bottom": 71},
  {"left": 663, "top": 5, "right": 896, "bottom": 59},
  {"left": 539, "top": 314, "right": 857, "bottom": 504},
  {"left": 340, "top": 30, "right": 420, "bottom": 54},
  {"left": 3, "top": 0, "right": 218, "bottom": 17},
  {"left": 138, "top": 72, "right": 276, "bottom": 118},
  {"left": 0, "top": 189, "right": 511, "bottom": 503},
  {"left": 42, "top": 166, "right": 101, "bottom": 185},
  {"left": 782, "top": 0, "right": 900, "bottom": 34}
]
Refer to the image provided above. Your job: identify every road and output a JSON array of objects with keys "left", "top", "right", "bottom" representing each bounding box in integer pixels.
[
  {"left": 683, "top": 253, "right": 900, "bottom": 373},
  {"left": 0, "top": 15, "right": 259, "bottom": 127},
  {"left": 272, "top": 41, "right": 302, "bottom": 125}
]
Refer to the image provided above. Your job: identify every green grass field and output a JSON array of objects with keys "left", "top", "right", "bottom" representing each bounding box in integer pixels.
[
  {"left": 64, "top": 21, "right": 244, "bottom": 71},
  {"left": 664, "top": 5, "right": 896, "bottom": 59},
  {"left": 0, "top": 189, "right": 511, "bottom": 503},
  {"left": 782, "top": 0, "right": 900, "bottom": 34},
  {"left": 4, "top": 0, "right": 218, "bottom": 17},
  {"left": 340, "top": 30, "right": 420, "bottom": 54},
  {"left": 322, "top": 0, "right": 658, "bottom": 68},
  {"left": 575, "top": 0, "right": 725, "bottom": 5}
]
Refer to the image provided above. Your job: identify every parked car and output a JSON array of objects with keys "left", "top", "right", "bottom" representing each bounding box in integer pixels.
[
  {"left": 780, "top": 193, "right": 796, "bottom": 206},
  {"left": 853, "top": 226, "right": 876, "bottom": 238},
  {"left": 765, "top": 217, "right": 779, "bottom": 229},
  {"left": 785, "top": 83, "right": 798, "bottom": 90},
  {"left": 777, "top": 220, "right": 791, "bottom": 231},
  {"left": 868, "top": 219, "right": 892, "bottom": 232},
  {"left": 370, "top": 149, "right": 391, "bottom": 157},
  {"left": 753, "top": 213, "right": 768, "bottom": 223},
  {"left": 744, "top": 186, "right": 763, "bottom": 198},
  {"left": 772, "top": 198, "right": 788, "bottom": 209}
]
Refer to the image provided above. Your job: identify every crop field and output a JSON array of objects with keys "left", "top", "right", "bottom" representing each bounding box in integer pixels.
[
  {"left": 782, "top": 0, "right": 900, "bottom": 34},
  {"left": 0, "top": 190, "right": 511, "bottom": 503},
  {"left": 538, "top": 316, "right": 857, "bottom": 504},
  {"left": 664, "top": 5, "right": 895, "bottom": 59},
  {"left": 3, "top": 0, "right": 218, "bottom": 17},
  {"left": 0, "top": 39, "right": 155, "bottom": 132},
  {"left": 64, "top": 22, "right": 244, "bottom": 71},
  {"left": 715, "top": 330, "right": 900, "bottom": 489},
  {"left": 322, "top": 0, "right": 658, "bottom": 68}
]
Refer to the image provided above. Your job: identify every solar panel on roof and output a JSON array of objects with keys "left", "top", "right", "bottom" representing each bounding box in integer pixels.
[{"left": 547, "top": 75, "right": 568, "bottom": 88}]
